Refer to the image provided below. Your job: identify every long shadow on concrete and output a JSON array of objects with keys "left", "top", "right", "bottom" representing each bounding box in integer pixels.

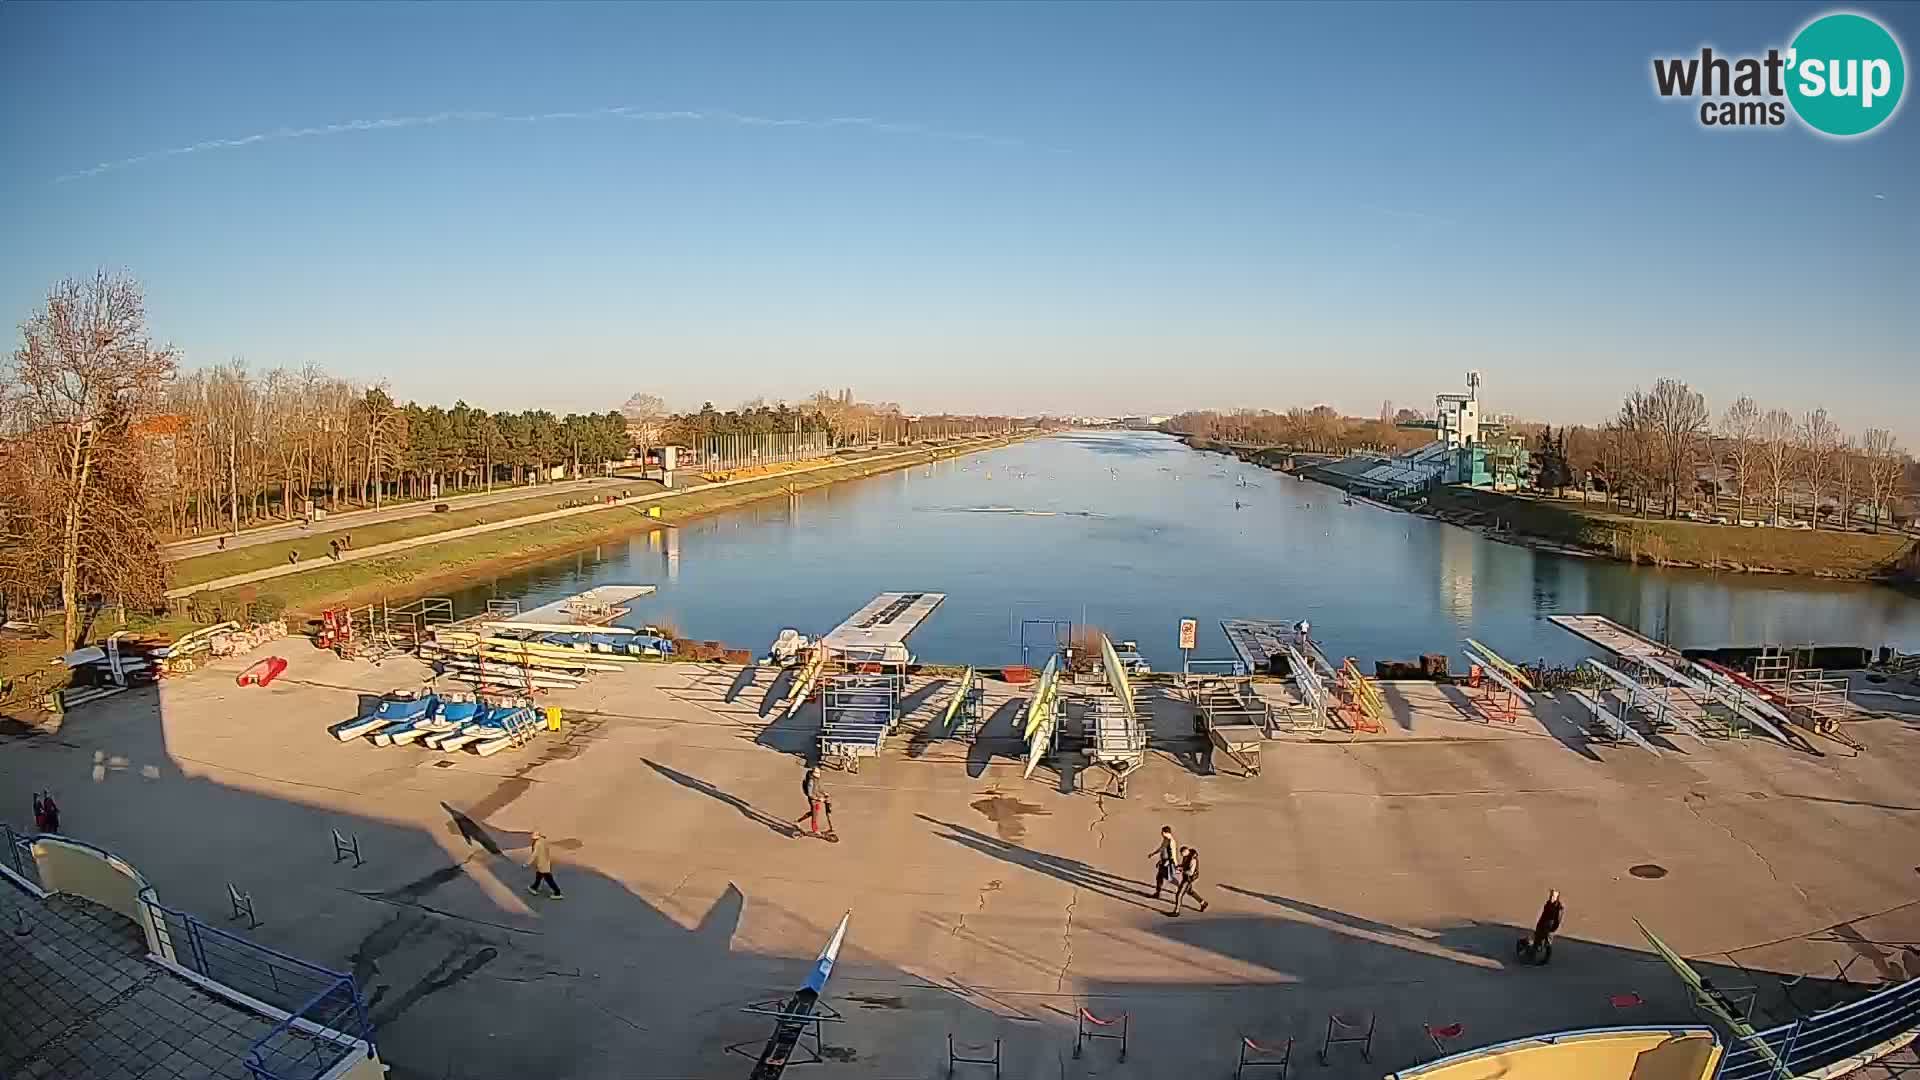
[
  {"left": 917, "top": 815, "right": 1161, "bottom": 911},
  {"left": 966, "top": 701, "right": 1027, "bottom": 779},
  {"left": 724, "top": 665, "right": 758, "bottom": 704},
  {"left": 755, "top": 668, "right": 796, "bottom": 718},
  {"left": 645, "top": 758, "right": 802, "bottom": 839},
  {"left": 1379, "top": 682, "right": 1419, "bottom": 732}
]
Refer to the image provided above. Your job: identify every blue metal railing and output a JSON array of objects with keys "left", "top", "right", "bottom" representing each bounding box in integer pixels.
[
  {"left": 1715, "top": 977, "right": 1920, "bottom": 1080},
  {"left": 244, "top": 975, "right": 373, "bottom": 1080},
  {"left": 139, "top": 891, "right": 375, "bottom": 1080},
  {"left": 1, "top": 827, "right": 370, "bottom": 1080}
]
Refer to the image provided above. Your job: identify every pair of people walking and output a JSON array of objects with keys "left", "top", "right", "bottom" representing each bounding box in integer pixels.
[
  {"left": 32, "top": 791, "right": 61, "bottom": 834},
  {"left": 1149, "top": 825, "right": 1207, "bottom": 916}
]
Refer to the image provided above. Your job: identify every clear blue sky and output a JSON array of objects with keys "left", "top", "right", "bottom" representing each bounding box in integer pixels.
[{"left": 2, "top": 2, "right": 1914, "bottom": 437}]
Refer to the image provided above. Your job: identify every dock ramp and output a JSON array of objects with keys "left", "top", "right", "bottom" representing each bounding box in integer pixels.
[
  {"left": 821, "top": 592, "right": 945, "bottom": 664},
  {"left": 819, "top": 670, "right": 901, "bottom": 773},
  {"left": 1222, "top": 618, "right": 1334, "bottom": 732}
]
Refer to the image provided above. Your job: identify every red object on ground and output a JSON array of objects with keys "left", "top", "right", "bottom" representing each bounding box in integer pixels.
[
  {"left": 1002, "top": 665, "right": 1036, "bottom": 684},
  {"left": 1610, "top": 992, "right": 1644, "bottom": 1008},
  {"left": 237, "top": 656, "right": 288, "bottom": 687},
  {"left": 1698, "top": 658, "right": 1792, "bottom": 708}
]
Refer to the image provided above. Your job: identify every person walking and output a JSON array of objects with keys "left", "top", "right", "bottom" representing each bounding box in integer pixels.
[
  {"left": 33, "top": 792, "right": 47, "bottom": 832},
  {"left": 329, "top": 539, "right": 341, "bottom": 561},
  {"left": 799, "top": 766, "right": 836, "bottom": 841},
  {"left": 1150, "top": 825, "right": 1178, "bottom": 899},
  {"left": 1170, "top": 846, "right": 1209, "bottom": 916},
  {"left": 39, "top": 792, "right": 60, "bottom": 834},
  {"left": 527, "top": 830, "right": 564, "bottom": 898},
  {"left": 1528, "top": 889, "right": 1562, "bottom": 956}
]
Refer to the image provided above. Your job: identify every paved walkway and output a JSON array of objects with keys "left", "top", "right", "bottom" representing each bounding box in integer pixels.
[
  {"left": 163, "top": 477, "right": 633, "bottom": 560},
  {"left": 7, "top": 650, "right": 1920, "bottom": 1078}
]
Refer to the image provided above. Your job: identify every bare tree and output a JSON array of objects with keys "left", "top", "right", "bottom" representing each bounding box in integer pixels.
[
  {"left": 621, "top": 391, "right": 666, "bottom": 452},
  {"left": 1797, "top": 408, "right": 1841, "bottom": 529},
  {"left": 1758, "top": 408, "right": 1796, "bottom": 525},
  {"left": 1835, "top": 434, "right": 1860, "bottom": 531},
  {"left": 2, "top": 272, "right": 177, "bottom": 646},
  {"left": 358, "top": 386, "right": 405, "bottom": 507},
  {"left": 1637, "top": 379, "right": 1709, "bottom": 518},
  {"left": 1601, "top": 394, "right": 1659, "bottom": 514},
  {"left": 1718, "top": 395, "right": 1760, "bottom": 522},
  {"left": 1861, "top": 428, "right": 1907, "bottom": 532}
]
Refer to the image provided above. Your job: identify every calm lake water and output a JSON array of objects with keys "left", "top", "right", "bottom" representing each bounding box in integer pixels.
[{"left": 438, "top": 431, "right": 1920, "bottom": 670}]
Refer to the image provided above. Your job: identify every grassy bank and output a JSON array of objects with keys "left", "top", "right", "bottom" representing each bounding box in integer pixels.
[
  {"left": 170, "top": 484, "right": 661, "bottom": 586},
  {"left": 1420, "top": 487, "right": 1917, "bottom": 579},
  {"left": 187, "top": 439, "right": 1017, "bottom": 622}
]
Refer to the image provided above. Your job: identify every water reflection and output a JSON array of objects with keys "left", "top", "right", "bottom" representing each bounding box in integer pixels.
[{"left": 434, "top": 432, "right": 1920, "bottom": 668}]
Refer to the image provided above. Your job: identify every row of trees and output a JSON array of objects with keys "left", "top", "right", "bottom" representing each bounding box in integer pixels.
[
  {"left": 1569, "top": 379, "right": 1909, "bottom": 530},
  {"left": 1168, "top": 380, "right": 1912, "bottom": 531},
  {"left": 657, "top": 390, "right": 1019, "bottom": 447},
  {"left": 1166, "top": 406, "right": 1434, "bottom": 456},
  {"left": 2, "top": 273, "right": 1032, "bottom": 644},
  {"left": 159, "top": 364, "right": 633, "bottom": 535},
  {"left": 179, "top": 368, "right": 1030, "bottom": 541}
]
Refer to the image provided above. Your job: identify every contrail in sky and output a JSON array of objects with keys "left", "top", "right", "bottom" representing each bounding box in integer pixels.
[{"left": 54, "top": 106, "right": 1037, "bottom": 181}]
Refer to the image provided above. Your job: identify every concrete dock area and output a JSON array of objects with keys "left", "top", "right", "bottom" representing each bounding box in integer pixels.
[{"left": 6, "top": 650, "right": 1920, "bottom": 1079}]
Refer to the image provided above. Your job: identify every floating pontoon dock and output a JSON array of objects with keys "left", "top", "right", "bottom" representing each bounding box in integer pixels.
[
  {"left": 1221, "top": 618, "right": 1335, "bottom": 731},
  {"left": 505, "top": 585, "right": 658, "bottom": 628},
  {"left": 820, "top": 592, "right": 946, "bottom": 664},
  {"left": 1547, "top": 614, "right": 1680, "bottom": 663}
]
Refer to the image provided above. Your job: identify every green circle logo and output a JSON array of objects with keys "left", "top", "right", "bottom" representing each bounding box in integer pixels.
[{"left": 1787, "top": 13, "right": 1906, "bottom": 136}]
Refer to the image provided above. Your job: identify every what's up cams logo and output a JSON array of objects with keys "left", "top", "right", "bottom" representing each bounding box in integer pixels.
[{"left": 1653, "top": 11, "right": 1906, "bottom": 136}]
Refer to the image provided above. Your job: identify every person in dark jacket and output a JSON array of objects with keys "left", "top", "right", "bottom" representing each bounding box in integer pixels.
[
  {"left": 1518, "top": 889, "right": 1563, "bottom": 962},
  {"left": 1532, "top": 890, "right": 1563, "bottom": 946},
  {"left": 33, "top": 792, "right": 47, "bottom": 832},
  {"left": 1150, "top": 825, "right": 1178, "bottom": 899},
  {"left": 1170, "top": 846, "right": 1209, "bottom": 916},
  {"left": 799, "top": 766, "right": 834, "bottom": 840},
  {"left": 39, "top": 792, "right": 60, "bottom": 834}
]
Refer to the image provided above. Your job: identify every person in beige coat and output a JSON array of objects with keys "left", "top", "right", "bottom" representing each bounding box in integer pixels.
[{"left": 528, "top": 830, "right": 564, "bottom": 898}]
